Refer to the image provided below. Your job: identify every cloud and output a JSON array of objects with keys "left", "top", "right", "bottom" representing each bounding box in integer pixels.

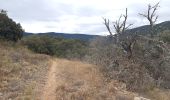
[{"left": 1, "top": 0, "right": 170, "bottom": 35}]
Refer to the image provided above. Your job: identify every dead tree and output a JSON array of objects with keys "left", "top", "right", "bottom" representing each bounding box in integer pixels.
[
  {"left": 103, "top": 8, "right": 132, "bottom": 36},
  {"left": 103, "top": 18, "right": 113, "bottom": 36},
  {"left": 103, "top": 8, "right": 135, "bottom": 59},
  {"left": 103, "top": 8, "right": 133, "bottom": 42},
  {"left": 139, "top": 2, "right": 160, "bottom": 38},
  {"left": 114, "top": 8, "right": 133, "bottom": 35}
]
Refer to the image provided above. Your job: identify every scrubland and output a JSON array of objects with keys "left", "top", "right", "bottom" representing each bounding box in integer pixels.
[
  {"left": 0, "top": 41, "right": 50, "bottom": 99},
  {"left": 1, "top": 41, "right": 170, "bottom": 100}
]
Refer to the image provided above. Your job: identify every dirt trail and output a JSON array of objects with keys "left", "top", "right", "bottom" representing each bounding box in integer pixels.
[
  {"left": 41, "top": 59, "right": 135, "bottom": 100},
  {"left": 41, "top": 59, "right": 104, "bottom": 100},
  {"left": 41, "top": 60, "right": 57, "bottom": 100}
]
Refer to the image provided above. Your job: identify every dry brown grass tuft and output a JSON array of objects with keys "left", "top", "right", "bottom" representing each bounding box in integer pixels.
[
  {"left": 54, "top": 59, "right": 136, "bottom": 100},
  {"left": 0, "top": 41, "right": 50, "bottom": 99},
  {"left": 53, "top": 59, "right": 170, "bottom": 100},
  {"left": 143, "top": 88, "right": 170, "bottom": 100},
  {"left": 1, "top": 40, "right": 169, "bottom": 99}
]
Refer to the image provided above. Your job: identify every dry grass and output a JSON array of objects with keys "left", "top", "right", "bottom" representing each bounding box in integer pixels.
[
  {"left": 53, "top": 59, "right": 170, "bottom": 100},
  {"left": 0, "top": 41, "right": 50, "bottom": 99},
  {"left": 142, "top": 88, "right": 170, "bottom": 100},
  {"left": 54, "top": 59, "right": 135, "bottom": 100},
  {"left": 0, "top": 41, "right": 169, "bottom": 100}
]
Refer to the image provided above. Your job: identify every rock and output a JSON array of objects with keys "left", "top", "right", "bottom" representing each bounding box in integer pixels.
[
  {"left": 134, "top": 96, "right": 150, "bottom": 100},
  {"left": 0, "top": 92, "right": 3, "bottom": 96}
]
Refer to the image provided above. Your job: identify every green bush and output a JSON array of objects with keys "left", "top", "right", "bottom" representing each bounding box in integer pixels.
[
  {"left": 0, "top": 10, "right": 24, "bottom": 42},
  {"left": 21, "top": 35, "right": 87, "bottom": 59},
  {"left": 159, "top": 30, "right": 170, "bottom": 43}
]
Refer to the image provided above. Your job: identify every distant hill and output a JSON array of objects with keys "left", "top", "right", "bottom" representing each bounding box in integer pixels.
[
  {"left": 125, "top": 21, "right": 170, "bottom": 36},
  {"left": 23, "top": 21, "right": 170, "bottom": 40},
  {"left": 23, "top": 32, "right": 99, "bottom": 41}
]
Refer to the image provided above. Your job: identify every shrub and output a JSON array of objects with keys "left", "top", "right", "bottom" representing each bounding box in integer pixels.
[
  {"left": 87, "top": 35, "right": 170, "bottom": 91},
  {"left": 21, "top": 35, "right": 87, "bottom": 59},
  {"left": 159, "top": 30, "right": 170, "bottom": 43},
  {"left": 0, "top": 10, "right": 24, "bottom": 42}
]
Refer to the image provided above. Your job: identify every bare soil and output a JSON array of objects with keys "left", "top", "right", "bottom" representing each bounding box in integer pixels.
[{"left": 41, "top": 59, "right": 135, "bottom": 100}]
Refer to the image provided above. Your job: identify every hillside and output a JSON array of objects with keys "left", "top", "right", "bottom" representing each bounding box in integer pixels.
[
  {"left": 0, "top": 41, "right": 50, "bottom": 99},
  {"left": 1, "top": 41, "right": 170, "bottom": 100},
  {"left": 23, "top": 32, "right": 99, "bottom": 41},
  {"left": 0, "top": 41, "right": 136, "bottom": 100},
  {"left": 21, "top": 35, "right": 88, "bottom": 59},
  {"left": 0, "top": 41, "right": 140, "bottom": 100},
  {"left": 24, "top": 21, "right": 170, "bottom": 41},
  {"left": 1, "top": 8, "right": 170, "bottom": 99},
  {"left": 125, "top": 21, "right": 170, "bottom": 36},
  {"left": 42, "top": 58, "right": 137, "bottom": 100}
]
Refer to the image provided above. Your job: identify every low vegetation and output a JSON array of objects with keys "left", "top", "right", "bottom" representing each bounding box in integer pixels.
[
  {"left": 86, "top": 2, "right": 170, "bottom": 99},
  {"left": 54, "top": 59, "right": 135, "bottom": 100},
  {"left": 0, "top": 40, "right": 50, "bottom": 99},
  {"left": 21, "top": 35, "right": 88, "bottom": 59},
  {"left": 1, "top": 2, "right": 170, "bottom": 99}
]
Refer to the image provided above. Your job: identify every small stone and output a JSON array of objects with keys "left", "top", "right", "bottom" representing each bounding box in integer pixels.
[
  {"left": 134, "top": 96, "right": 150, "bottom": 100},
  {"left": 0, "top": 92, "right": 3, "bottom": 96}
]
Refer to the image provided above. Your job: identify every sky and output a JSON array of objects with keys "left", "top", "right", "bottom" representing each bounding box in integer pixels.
[{"left": 0, "top": 0, "right": 170, "bottom": 35}]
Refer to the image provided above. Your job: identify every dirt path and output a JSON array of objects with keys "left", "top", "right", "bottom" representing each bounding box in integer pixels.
[
  {"left": 41, "top": 59, "right": 135, "bottom": 100},
  {"left": 41, "top": 59, "right": 104, "bottom": 100},
  {"left": 41, "top": 60, "right": 57, "bottom": 100}
]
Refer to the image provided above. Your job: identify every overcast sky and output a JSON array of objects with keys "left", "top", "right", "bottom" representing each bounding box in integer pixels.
[{"left": 1, "top": 0, "right": 170, "bottom": 35}]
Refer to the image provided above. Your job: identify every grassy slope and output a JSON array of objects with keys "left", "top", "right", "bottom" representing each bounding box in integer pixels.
[
  {"left": 53, "top": 59, "right": 170, "bottom": 100},
  {"left": 0, "top": 41, "right": 50, "bottom": 99},
  {"left": 54, "top": 59, "right": 136, "bottom": 100},
  {"left": 0, "top": 41, "right": 169, "bottom": 100}
]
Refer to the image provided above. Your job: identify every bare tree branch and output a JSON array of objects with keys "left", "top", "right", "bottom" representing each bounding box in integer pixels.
[
  {"left": 103, "top": 18, "right": 113, "bottom": 36},
  {"left": 114, "top": 8, "right": 132, "bottom": 34},
  {"left": 103, "top": 8, "right": 135, "bottom": 59},
  {"left": 139, "top": 2, "right": 160, "bottom": 37},
  {"left": 136, "top": 3, "right": 161, "bottom": 58},
  {"left": 103, "top": 8, "right": 132, "bottom": 37}
]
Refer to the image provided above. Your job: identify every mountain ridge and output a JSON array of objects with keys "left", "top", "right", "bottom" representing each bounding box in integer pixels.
[
  {"left": 23, "top": 32, "right": 100, "bottom": 41},
  {"left": 23, "top": 21, "right": 170, "bottom": 40},
  {"left": 125, "top": 21, "right": 170, "bottom": 36}
]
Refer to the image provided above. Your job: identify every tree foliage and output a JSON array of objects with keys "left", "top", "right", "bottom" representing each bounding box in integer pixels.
[
  {"left": 0, "top": 9, "right": 24, "bottom": 42},
  {"left": 22, "top": 35, "right": 87, "bottom": 59}
]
